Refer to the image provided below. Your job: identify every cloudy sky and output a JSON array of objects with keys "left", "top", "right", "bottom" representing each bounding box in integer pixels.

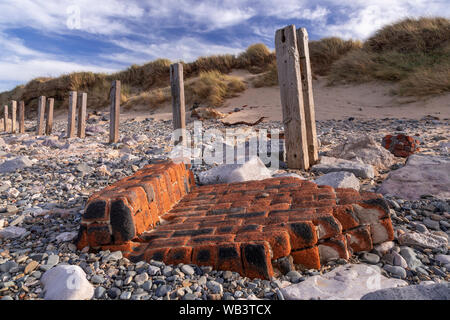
[{"left": 0, "top": 0, "right": 449, "bottom": 92}]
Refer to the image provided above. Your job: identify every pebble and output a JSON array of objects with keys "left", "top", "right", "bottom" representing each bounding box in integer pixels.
[
  {"left": 181, "top": 265, "right": 195, "bottom": 276},
  {"left": 383, "top": 265, "right": 407, "bottom": 279},
  {"left": 360, "top": 252, "right": 380, "bottom": 264}
]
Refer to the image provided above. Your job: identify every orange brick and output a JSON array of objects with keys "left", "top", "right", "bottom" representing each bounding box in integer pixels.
[{"left": 292, "top": 246, "right": 321, "bottom": 269}]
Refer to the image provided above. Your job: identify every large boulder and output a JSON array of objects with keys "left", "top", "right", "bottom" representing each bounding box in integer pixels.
[
  {"left": 314, "top": 171, "right": 360, "bottom": 191},
  {"left": 41, "top": 265, "right": 94, "bottom": 300},
  {"left": 398, "top": 231, "right": 448, "bottom": 250},
  {"left": 312, "top": 156, "right": 374, "bottom": 179},
  {"left": 378, "top": 155, "right": 450, "bottom": 200},
  {"left": 327, "top": 135, "right": 395, "bottom": 170},
  {"left": 361, "top": 282, "right": 450, "bottom": 300},
  {"left": 280, "top": 264, "right": 407, "bottom": 300},
  {"left": 0, "top": 156, "right": 33, "bottom": 173},
  {"left": 198, "top": 156, "right": 272, "bottom": 185}
]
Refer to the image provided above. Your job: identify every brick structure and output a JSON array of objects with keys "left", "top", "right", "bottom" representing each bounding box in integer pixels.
[
  {"left": 77, "top": 161, "right": 394, "bottom": 279},
  {"left": 382, "top": 134, "right": 420, "bottom": 157}
]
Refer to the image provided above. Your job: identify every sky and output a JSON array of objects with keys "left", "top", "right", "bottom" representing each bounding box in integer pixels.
[{"left": 0, "top": 0, "right": 449, "bottom": 93}]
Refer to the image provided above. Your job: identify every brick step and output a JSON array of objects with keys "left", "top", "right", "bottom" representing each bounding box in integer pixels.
[{"left": 77, "top": 160, "right": 394, "bottom": 279}]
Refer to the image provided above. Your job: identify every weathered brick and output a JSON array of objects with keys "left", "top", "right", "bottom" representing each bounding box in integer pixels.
[
  {"left": 345, "top": 225, "right": 373, "bottom": 253},
  {"left": 291, "top": 247, "right": 321, "bottom": 269}
]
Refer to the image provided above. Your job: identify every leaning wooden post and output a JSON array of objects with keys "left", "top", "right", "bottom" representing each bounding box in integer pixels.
[
  {"left": 109, "top": 81, "right": 120, "bottom": 143},
  {"left": 3, "top": 105, "right": 8, "bottom": 132},
  {"left": 275, "top": 25, "right": 310, "bottom": 170},
  {"left": 170, "top": 63, "right": 186, "bottom": 145},
  {"left": 37, "top": 96, "right": 46, "bottom": 135},
  {"left": 77, "top": 92, "right": 87, "bottom": 138},
  {"left": 67, "top": 91, "right": 77, "bottom": 138},
  {"left": 297, "top": 28, "right": 319, "bottom": 166},
  {"left": 46, "top": 98, "right": 54, "bottom": 135},
  {"left": 18, "top": 101, "right": 25, "bottom": 134},
  {"left": 11, "top": 101, "right": 17, "bottom": 133}
]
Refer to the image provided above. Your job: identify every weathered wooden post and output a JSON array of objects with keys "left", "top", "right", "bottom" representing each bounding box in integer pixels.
[
  {"left": 37, "top": 96, "right": 46, "bottom": 135},
  {"left": 46, "top": 98, "right": 54, "bottom": 135},
  {"left": 170, "top": 63, "right": 186, "bottom": 145},
  {"left": 77, "top": 92, "right": 87, "bottom": 138},
  {"left": 18, "top": 101, "right": 25, "bottom": 134},
  {"left": 67, "top": 91, "right": 77, "bottom": 138},
  {"left": 11, "top": 101, "right": 17, "bottom": 133},
  {"left": 275, "top": 25, "right": 310, "bottom": 170},
  {"left": 109, "top": 81, "right": 120, "bottom": 143},
  {"left": 297, "top": 28, "right": 319, "bottom": 166},
  {"left": 3, "top": 105, "right": 8, "bottom": 131}
]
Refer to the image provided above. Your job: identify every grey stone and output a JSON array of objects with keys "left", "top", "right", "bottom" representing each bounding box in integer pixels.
[
  {"left": 361, "top": 283, "right": 450, "bottom": 300},
  {"left": 0, "top": 261, "right": 18, "bottom": 273},
  {"left": 398, "top": 231, "right": 448, "bottom": 249},
  {"left": 107, "top": 287, "right": 121, "bottom": 299},
  {"left": 360, "top": 252, "right": 380, "bottom": 265},
  {"left": 286, "top": 271, "right": 302, "bottom": 283},
  {"left": 312, "top": 156, "right": 374, "bottom": 179},
  {"left": 314, "top": 171, "right": 360, "bottom": 191},
  {"left": 383, "top": 265, "right": 407, "bottom": 279},
  {"left": 148, "top": 265, "right": 160, "bottom": 276},
  {"left": 435, "top": 254, "right": 450, "bottom": 265},
  {"left": 378, "top": 155, "right": 450, "bottom": 200},
  {"left": 0, "top": 156, "right": 33, "bottom": 173},
  {"left": 46, "top": 254, "right": 60, "bottom": 266},
  {"left": 399, "top": 247, "right": 423, "bottom": 271},
  {"left": 206, "top": 281, "right": 223, "bottom": 295},
  {"left": 281, "top": 264, "right": 407, "bottom": 300},
  {"left": 91, "top": 275, "right": 105, "bottom": 284},
  {"left": 181, "top": 264, "right": 195, "bottom": 276},
  {"left": 134, "top": 273, "right": 149, "bottom": 286},
  {"left": 155, "top": 284, "right": 172, "bottom": 297},
  {"left": 423, "top": 218, "right": 441, "bottom": 231},
  {"left": 94, "top": 286, "right": 106, "bottom": 299},
  {"left": 41, "top": 265, "right": 94, "bottom": 300},
  {"left": 142, "top": 280, "right": 153, "bottom": 291},
  {"left": 0, "top": 226, "right": 27, "bottom": 239}
]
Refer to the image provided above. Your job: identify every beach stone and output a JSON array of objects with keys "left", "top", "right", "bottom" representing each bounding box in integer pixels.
[
  {"left": 181, "top": 264, "right": 195, "bottom": 276},
  {"left": 311, "top": 156, "right": 374, "bottom": 179},
  {"left": 373, "top": 241, "right": 395, "bottom": 256},
  {"left": 327, "top": 135, "right": 395, "bottom": 170},
  {"left": 383, "top": 265, "right": 407, "bottom": 279},
  {"left": 360, "top": 252, "right": 380, "bottom": 265},
  {"left": 56, "top": 232, "right": 78, "bottom": 242},
  {"left": 0, "top": 226, "right": 27, "bottom": 239},
  {"left": 280, "top": 264, "right": 407, "bottom": 300},
  {"left": 0, "top": 156, "right": 33, "bottom": 173},
  {"left": 399, "top": 247, "right": 423, "bottom": 271},
  {"left": 378, "top": 155, "right": 450, "bottom": 200},
  {"left": 206, "top": 281, "right": 223, "bottom": 295},
  {"left": 198, "top": 156, "right": 272, "bottom": 185},
  {"left": 435, "top": 255, "right": 450, "bottom": 265},
  {"left": 314, "top": 171, "right": 360, "bottom": 191},
  {"left": 41, "top": 265, "right": 94, "bottom": 300},
  {"left": 361, "top": 283, "right": 450, "bottom": 300},
  {"left": 398, "top": 231, "right": 448, "bottom": 249}
]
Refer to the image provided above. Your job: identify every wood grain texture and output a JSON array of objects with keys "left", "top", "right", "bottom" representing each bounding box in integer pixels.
[
  {"left": 37, "top": 96, "right": 46, "bottom": 136},
  {"left": 77, "top": 93, "right": 87, "bottom": 138},
  {"left": 275, "top": 25, "right": 309, "bottom": 170},
  {"left": 297, "top": 27, "right": 319, "bottom": 166},
  {"left": 11, "top": 101, "right": 17, "bottom": 133},
  {"left": 19, "top": 101, "right": 25, "bottom": 134},
  {"left": 46, "top": 98, "right": 54, "bottom": 135},
  {"left": 170, "top": 63, "right": 187, "bottom": 146},
  {"left": 3, "top": 105, "right": 8, "bottom": 132},
  {"left": 68, "top": 91, "right": 77, "bottom": 138},
  {"left": 110, "top": 81, "right": 121, "bottom": 143}
]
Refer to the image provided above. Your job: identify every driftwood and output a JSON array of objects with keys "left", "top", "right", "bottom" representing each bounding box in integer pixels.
[{"left": 221, "top": 116, "right": 267, "bottom": 127}]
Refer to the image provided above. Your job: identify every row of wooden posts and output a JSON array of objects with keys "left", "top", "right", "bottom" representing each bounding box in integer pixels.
[
  {"left": 168, "top": 25, "right": 318, "bottom": 170},
  {"left": 3, "top": 25, "right": 316, "bottom": 171}
]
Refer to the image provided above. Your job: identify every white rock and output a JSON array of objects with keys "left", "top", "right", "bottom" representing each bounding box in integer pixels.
[
  {"left": 398, "top": 231, "right": 448, "bottom": 249},
  {"left": 373, "top": 241, "right": 395, "bottom": 255},
  {"left": 378, "top": 155, "right": 450, "bottom": 200},
  {"left": 198, "top": 156, "right": 272, "bottom": 185},
  {"left": 280, "top": 264, "right": 407, "bottom": 300},
  {"left": 0, "top": 226, "right": 27, "bottom": 239},
  {"left": 7, "top": 187, "right": 20, "bottom": 198},
  {"left": 327, "top": 135, "right": 395, "bottom": 170},
  {"left": 56, "top": 232, "right": 78, "bottom": 242},
  {"left": 0, "top": 156, "right": 33, "bottom": 173},
  {"left": 41, "top": 265, "right": 94, "bottom": 300},
  {"left": 314, "top": 171, "right": 360, "bottom": 191},
  {"left": 312, "top": 156, "right": 374, "bottom": 179}
]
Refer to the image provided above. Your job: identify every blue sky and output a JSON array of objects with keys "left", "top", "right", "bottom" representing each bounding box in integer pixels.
[{"left": 0, "top": 0, "right": 449, "bottom": 92}]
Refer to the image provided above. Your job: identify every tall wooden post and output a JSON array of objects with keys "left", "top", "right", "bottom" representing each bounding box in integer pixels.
[
  {"left": 77, "top": 92, "right": 87, "bottom": 138},
  {"left": 297, "top": 28, "right": 318, "bottom": 166},
  {"left": 46, "top": 98, "right": 54, "bottom": 135},
  {"left": 18, "top": 101, "right": 25, "bottom": 134},
  {"left": 170, "top": 63, "right": 186, "bottom": 145},
  {"left": 11, "top": 101, "right": 17, "bottom": 133},
  {"left": 67, "top": 91, "right": 77, "bottom": 138},
  {"left": 3, "top": 105, "right": 8, "bottom": 132},
  {"left": 109, "top": 81, "right": 120, "bottom": 143},
  {"left": 37, "top": 96, "right": 46, "bottom": 135},
  {"left": 275, "top": 25, "right": 309, "bottom": 170}
]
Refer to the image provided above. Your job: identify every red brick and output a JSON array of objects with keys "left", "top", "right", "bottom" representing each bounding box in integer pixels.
[
  {"left": 345, "top": 225, "right": 373, "bottom": 253},
  {"left": 291, "top": 247, "right": 321, "bottom": 269}
]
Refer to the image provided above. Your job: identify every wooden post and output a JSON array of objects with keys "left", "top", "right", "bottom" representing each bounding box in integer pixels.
[
  {"left": 170, "top": 63, "right": 186, "bottom": 145},
  {"left": 18, "top": 101, "right": 25, "bottom": 134},
  {"left": 3, "top": 105, "right": 7, "bottom": 132},
  {"left": 109, "top": 81, "right": 120, "bottom": 143},
  {"left": 275, "top": 25, "right": 310, "bottom": 170},
  {"left": 67, "top": 91, "right": 77, "bottom": 138},
  {"left": 11, "top": 101, "right": 17, "bottom": 133},
  {"left": 46, "top": 98, "right": 54, "bottom": 135},
  {"left": 37, "top": 96, "right": 46, "bottom": 135},
  {"left": 297, "top": 28, "right": 319, "bottom": 166},
  {"left": 77, "top": 92, "right": 87, "bottom": 138}
]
